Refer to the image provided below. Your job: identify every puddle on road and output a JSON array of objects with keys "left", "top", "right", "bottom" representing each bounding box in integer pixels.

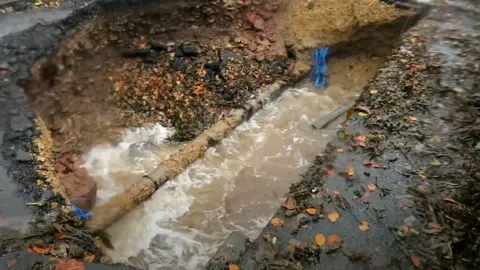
[{"left": 83, "top": 53, "right": 386, "bottom": 269}]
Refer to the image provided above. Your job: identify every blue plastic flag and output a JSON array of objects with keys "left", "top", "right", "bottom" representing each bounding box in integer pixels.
[{"left": 310, "top": 47, "right": 329, "bottom": 88}]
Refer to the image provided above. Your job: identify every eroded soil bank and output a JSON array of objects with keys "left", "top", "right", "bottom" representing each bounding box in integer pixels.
[{"left": 206, "top": 1, "right": 480, "bottom": 269}]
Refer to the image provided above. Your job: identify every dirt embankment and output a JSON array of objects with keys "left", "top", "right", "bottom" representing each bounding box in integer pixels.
[{"left": 206, "top": 1, "right": 480, "bottom": 269}]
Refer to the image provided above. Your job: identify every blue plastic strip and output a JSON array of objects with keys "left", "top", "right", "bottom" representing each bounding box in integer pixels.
[
  {"left": 310, "top": 47, "right": 329, "bottom": 88},
  {"left": 70, "top": 198, "right": 93, "bottom": 219}
]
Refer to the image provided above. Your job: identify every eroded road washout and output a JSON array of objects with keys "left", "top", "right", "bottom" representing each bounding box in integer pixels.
[{"left": 84, "top": 52, "right": 390, "bottom": 269}]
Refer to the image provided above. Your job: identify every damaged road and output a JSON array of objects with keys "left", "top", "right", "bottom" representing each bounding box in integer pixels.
[{"left": 207, "top": 0, "right": 480, "bottom": 269}]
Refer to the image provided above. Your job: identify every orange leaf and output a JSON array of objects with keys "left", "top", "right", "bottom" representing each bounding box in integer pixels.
[
  {"left": 369, "top": 89, "right": 378, "bottom": 94},
  {"left": 356, "top": 135, "right": 366, "bottom": 142},
  {"left": 411, "top": 255, "right": 421, "bottom": 267},
  {"left": 367, "top": 183, "right": 377, "bottom": 191},
  {"left": 418, "top": 171, "right": 426, "bottom": 179},
  {"left": 443, "top": 197, "right": 457, "bottom": 203},
  {"left": 345, "top": 107, "right": 356, "bottom": 122},
  {"left": 358, "top": 221, "right": 370, "bottom": 231},
  {"left": 271, "top": 218, "right": 284, "bottom": 227},
  {"left": 305, "top": 208, "right": 317, "bottom": 215},
  {"left": 314, "top": 234, "right": 326, "bottom": 246},
  {"left": 326, "top": 168, "right": 335, "bottom": 177},
  {"left": 55, "top": 259, "right": 86, "bottom": 270},
  {"left": 328, "top": 211, "right": 340, "bottom": 222},
  {"left": 31, "top": 245, "right": 52, "bottom": 255},
  {"left": 399, "top": 225, "right": 410, "bottom": 233},
  {"left": 282, "top": 197, "right": 297, "bottom": 210},
  {"left": 326, "top": 234, "right": 341, "bottom": 247},
  {"left": 229, "top": 264, "right": 240, "bottom": 270},
  {"left": 336, "top": 148, "right": 344, "bottom": 153},
  {"left": 56, "top": 231, "right": 67, "bottom": 239},
  {"left": 84, "top": 254, "right": 95, "bottom": 263}
]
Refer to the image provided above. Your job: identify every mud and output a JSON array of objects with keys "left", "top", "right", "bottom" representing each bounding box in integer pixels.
[{"left": 207, "top": 1, "right": 480, "bottom": 269}]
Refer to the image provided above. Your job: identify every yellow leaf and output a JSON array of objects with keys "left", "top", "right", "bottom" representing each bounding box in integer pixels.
[
  {"left": 430, "top": 159, "right": 441, "bottom": 166},
  {"left": 367, "top": 183, "right": 376, "bottom": 191},
  {"left": 305, "top": 208, "right": 317, "bottom": 215},
  {"left": 418, "top": 171, "right": 426, "bottom": 179},
  {"left": 358, "top": 112, "right": 369, "bottom": 117},
  {"left": 271, "top": 218, "right": 284, "bottom": 227},
  {"left": 282, "top": 197, "right": 297, "bottom": 210},
  {"left": 229, "top": 264, "right": 240, "bottom": 270},
  {"left": 347, "top": 166, "right": 354, "bottom": 176},
  {"left": 358, "top": 221, "right": 370, "bottom": 231},
  {"left": 314, "top": 234, "right": 325, "bottom": 246},
  {"left": 328, "top": 211, "right": 340, "bottom": 222},
  {"left": 409, "top": 116, "right": 417, "bottom": 122},
  {"left": 369, "top": 89, "right": 378, "bottom": 94}
]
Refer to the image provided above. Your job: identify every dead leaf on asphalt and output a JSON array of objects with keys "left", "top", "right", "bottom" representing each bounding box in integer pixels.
[
  {"left": 30, "top": 245, "right": 52, "bottom": 255},
  {"left": 305, "top": 208, "right": 317, "bottom": 215},
  {"left": 358, "top": 221, "right": 370, "bottom": 231},
  {"left": 282, "top": 197, "right": 297, "bottom": 210},
  {"left": 55, "top": 231, "right": 67, "bottom": 239},
  {"left": 271, "top": 218, "right": 284, "bottom": 226},
  {"left": 363, "top": 160, "right": 381, "bottom": 168},
  {"left": 411, "top": 255, "right": 421, "bottom": 267},
  {"left": 328, "top": 211, "right": 340, "bottom": 222},
  {"left": 327, "top": 168, "right": 335, "bottom": 177},
  {"left": 229, "top": 264, "right": 240, "bottom": 270},
  {"left": 314, "top": 234, "right": 326, "bottom": 246},
  {"left": 347, "top": 165, "right": 354, "bottom": 176},
  {"left": 336, "top": 148, "right": 344, "bottom": 153},
  {"left": 368, "top": 183, "right": 377, "bottom": 191},
  {"left": 418, "top": 171, "right": 426, "bottom": 179},
  {"left": 326, "top": 234, "right": 341, "bottom": 247},
  {"left": 55, "top": 259, "right": 86, "bottom": 270}
]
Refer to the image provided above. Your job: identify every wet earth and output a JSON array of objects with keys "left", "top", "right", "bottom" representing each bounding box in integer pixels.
[{"left": 205, "top": 1, "right": 480, "bottom": 269}]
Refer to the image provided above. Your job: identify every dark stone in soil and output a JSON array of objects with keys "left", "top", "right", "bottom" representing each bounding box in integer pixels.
[
  {"left": 148, "top": 41, "right": 168, "bottom": 51},
  {"left": 121, "top": 48, "right": 151, "bottom": 58},
  {"left": 180, "top": 44, "right": 201, "bottom": 56}
]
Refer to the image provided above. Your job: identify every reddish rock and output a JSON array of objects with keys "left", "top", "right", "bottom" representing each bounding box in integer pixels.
[
  {"left": 246, "top": 12, "right": 265, "bottom": 31},
  {"left": 56, "top": 154, "right": 97, "bottom": 212},
  {"left": 247, "top": 42, "right": 258, "bottom": 51}
]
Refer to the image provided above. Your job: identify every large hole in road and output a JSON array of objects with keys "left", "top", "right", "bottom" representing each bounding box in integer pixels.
[{"left": 20, "top": 0, "right": 422, "bottom": 268}]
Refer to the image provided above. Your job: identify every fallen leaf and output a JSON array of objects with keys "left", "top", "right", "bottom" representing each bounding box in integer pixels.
[
  {"left": 430, "top": 159, "right": 441, "bottom": 166},
  {"left": 326, "top": 234, "right": 341, "bottom": 247},
  {"left": 369, "top": 89, "right": 378, "bottom": 94},
  {"left": 333, "top": 189, "right": 340, "bottom": 196},
  {"left": 345, "top": 107, "right": 356, "bottom": 122},
  {"left": 409, "top": 116, "right": 417, "bottom": 122},
  {"left": 229, "top": 264, "right": 240, "bottom": 270},
  {"left": 358, "top": 221, "right": 370, "bottom": 231},
  {"left": 7, "top": 258, "right": 17, "bottom": 267},
  {"left": 336, "top": 148, "right": 344, "bottom": 153},
  {"left": 418, "top": 171, "right": 426, "bottom": 179},
  {"left": 411, "top": 255, "right": 421, "bottom": 267},
  {"left": 84, "top": 254, "right": 95, "bottom": 263},
  {"left": 328, "top": 211, "right": 340, "bottom": 222},
  {"left": 55, "top": 259, "right": 86, "bottom": 270},
  {"left": 358, "top": 112, "right": 369, "bottom": 117},
  {"left": 31, "top": 245, "right": 52, "bottom": 255},
  {"left": 427, "top": 222, "right": 442, "bottom": 229},
  {"left": 314, "top": 234, "right": 326, "bottom": 246},
  {"left": 443, "top": 197, "right": 457, "bottom": 203},
  {"left": 361, "top": 191, "right": 371, "bottom": 203},
  {"left": 56, "top": 231, "right": 67, "bottom": 239},
  {"left": 399, "top": 225, "right": 410, "bottom": 234},
  {"left": 282, "top": 197, "right": 297, "bottom": 210},
  {"left": 362, "top": 160, "right": 381, "bottom": 168},
  {"left": 347, "top": 165, "right": 354, "bottom": 176},
  {"left": 356, "top": 135, "right": 366, "bottom": 142},
  {"left": 368, "top": 183, "right": 377, "bottom": 191},
  {"left": 271, "top": 218, "right": 284, "bottom": 226},
  {"left": 263, "top": 233, "right": 277, "bottom": 244},
  {"left": 326, "top": 168, "right": 335, "bottom": 177},
  {"left": 305, "top": 208, "right": 317, "bottom": 215}
]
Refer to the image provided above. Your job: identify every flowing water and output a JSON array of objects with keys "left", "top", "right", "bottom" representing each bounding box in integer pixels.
[{"left": 82, "top": 54, "right": 385, "bottom": 269}]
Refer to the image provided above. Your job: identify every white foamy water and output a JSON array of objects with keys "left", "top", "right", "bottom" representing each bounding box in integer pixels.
[{"left": 82, "top": 83, "right": 359, "bottom": 270}]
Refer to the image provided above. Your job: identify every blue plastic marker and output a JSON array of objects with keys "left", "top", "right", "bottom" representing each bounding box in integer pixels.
[
  {"left": 310, "top": 47, "right": 329, "bottom": 88},
  {"left": 70, "top": 198, "right": 93, "bottom": 219}
]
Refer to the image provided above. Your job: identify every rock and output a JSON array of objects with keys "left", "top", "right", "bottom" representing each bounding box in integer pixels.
[
  {"left": 10, "top": 114, "right": 33, "bottom": 132},
  {"left": 174, "top": 46, "right": 184, "bottom": 57},
  {"left": 166, "top": 41, "right": 176, "bottom": 47},
  {"left": 15, "top": 149, "right": 33, "bottom": 162},
  {"left": 149, "top": 41, "right": 168, "bottom": 51},
  {"left": 121, "top": 48, "right": 150, "bottom": 58},
  {"left": 246, "top": 12, "right": 265, "bottom": 31},
  {"left": 181, "top": 44, "right": 201, "bottom": 56},
  {"left": 56, "top": 155, "right": 97, "bottom": 212}
]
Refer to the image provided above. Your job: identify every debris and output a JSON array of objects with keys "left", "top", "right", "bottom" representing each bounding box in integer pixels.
[
  {"left": 283, "top": 197, "right": 297, "bottom": 210},
  {"left": 55, "top": 259, "right": 86, "bottom": 270},
  {"left": 326, "top": 234, "right": 341, "bottom": 248},
  {"left": 327, "top": 168, "right": 336, "bottom": 177},
  {"left": 363, "top": 160, "right": 381, "bottom": 168},
  {"left": 368, "top": 184, "right": 377, "bottom": 191},
  {"left": 347, "top": 165, "right": 354, "bottom": 176},
  {"left": 305, "top": 208, "right": 317, "bottom": 215},
  {"left": 310, "top": 48, "right": 328, "bottom": 88},
  {"left": 229, "top": 264, "right": 240, "bottom": 270},
  {"left": 411, "top": 255, "right": 421, "bottom": 267},
  {"left": 55, "top": 232, "right": 67, "bottom": 239}
]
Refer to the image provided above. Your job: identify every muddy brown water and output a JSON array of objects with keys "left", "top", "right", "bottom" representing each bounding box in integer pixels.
[{"left": 80, "top": 53, "right": 386, "bottom": 269}]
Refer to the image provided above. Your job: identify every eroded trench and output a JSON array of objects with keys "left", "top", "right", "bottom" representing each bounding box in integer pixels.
[{"left": 23, "top": 0, "right": 420, "bottom": 268}]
